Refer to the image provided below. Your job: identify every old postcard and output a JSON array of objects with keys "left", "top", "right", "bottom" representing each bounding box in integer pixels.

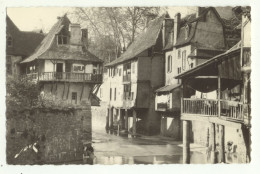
[{"left": 0, "top": 0, "right": 259, "bottom": 174}]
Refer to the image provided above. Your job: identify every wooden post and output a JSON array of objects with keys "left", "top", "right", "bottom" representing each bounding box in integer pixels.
[
  {"left": 132, "top": 110, "right": 137, "bottom": 136},
  {"left": 125, "top": 109, "right": 128, "bottom": 132},
  {"left": 210, "top": 123, "right": 216, "bottom": 164},
  {"left": 118, "top": 109, "right": 121, "bottom": 130},
  {"left": 218, "top": 76, "right": 221, "bottom": 117},
  {"left": 121, "top": 109, "right": 125, "bottom": 130},
  {"left": 183, "top": 120, "right": 190, "bottom": 164},
  {"left": 219, "top": 125, "right": 225, "bottom": 163},
  {"left": 106, "top": 108, "right": 109, "bottom": 130},
  {"left": 109, "top": 107, "right": 114, "bottom": 130}
]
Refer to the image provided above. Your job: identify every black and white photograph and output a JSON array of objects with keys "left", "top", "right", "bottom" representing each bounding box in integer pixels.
[{"left": 0, "top": 0, "right": 258, "bottom": 172}]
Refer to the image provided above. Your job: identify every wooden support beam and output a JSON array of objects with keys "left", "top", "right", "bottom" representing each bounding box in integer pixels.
[
  {"left": 210, "top": 123, "right": 216, "bottom": 164},
  {"left": 66, "top": 82, "right": 70, "bottom": 100},
  {"left": 121, "top": 109, "right": 125, "bottom": 130},
  {"left": 80, "top": 83, "right": 85, "bottom": 101},
  {"left": 219, "top": 125, "right": 225, "bottom": 163},
  {"left": 51, "top": 82, "right": 53, "bottom": 95},
  {"left": 183, "top": 120, "right": 190, "bottom": 164},
  {"left": 106, "top": 108, "right": 109, "bottom": 130},
  {"left": 132, "top": 110, "right": 137, "bottom": 136},
  {"left": 125, "top": 109, "right": 128, "bottom": 132},
  {"left": 218, "top": 76, "right": 221, "bottom": 117},
  {"left": 109, "top": 107, "right": 114, "bottom": 129},
  {"left": 189, "top": 76, "right": 219, "bottom": 79},
  {"left": 62, "top": 82, "right": 66, "bottom": 100}
]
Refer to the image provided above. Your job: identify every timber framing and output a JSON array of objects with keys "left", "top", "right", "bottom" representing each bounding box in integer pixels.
[{"left": 181, "top": 114, "right": 242, "bottom": 128}]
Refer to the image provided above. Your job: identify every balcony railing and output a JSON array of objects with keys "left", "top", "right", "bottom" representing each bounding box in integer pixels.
[
  {"left": 182, "top": 98, "right": 244, "bottom": 121},
  {"left": 24, "top": 72, "right": 102, "bottom": 83}
]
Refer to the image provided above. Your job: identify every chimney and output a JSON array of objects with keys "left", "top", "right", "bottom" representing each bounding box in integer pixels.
[
  {"left": 81, "top": 28, "right": 88, "bottom": 49},
  {"left": 196, "top": 7, "right": 206, "bottom": 18},
  {"left": 69, "top": 23, "right": 81, "bottom": 45},
  {"left": 163, "top": 18, "right": 174, "bottom": 49},
  {"left": 173, "top": 13, "right": 181, "bottom": 45}
]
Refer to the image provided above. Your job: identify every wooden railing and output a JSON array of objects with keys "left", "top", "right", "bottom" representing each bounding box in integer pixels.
[
  {"left": 183, "top": 98, "right": 218, "bottom": 116},
  {"left": 182, "top": 98, "right": 244, "bottom": 121},
  {"left": 220, "top": 100, "right": 243, "bottom": 120},
  {"left": 25, "top": 72, "right": 102, "bottom": 83}
]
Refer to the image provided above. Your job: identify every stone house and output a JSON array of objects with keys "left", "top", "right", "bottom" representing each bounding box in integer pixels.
[
  {"left": 155, "top": 7, "right": 228, "bottom": 139},
  {"left": 175, "top": 7, "right": 251, "bottom": 163},
  {"left": 20, "top": 15, "right": 103, "bottom": 106},
  {"left": 104, "top": 14, "right": 171, "bottom": 135},
  {"left": 6, "top": 16, "right": 44, "bottom": 76}
]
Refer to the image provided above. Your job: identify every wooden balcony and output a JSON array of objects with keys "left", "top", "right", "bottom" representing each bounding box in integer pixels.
[
  {"left": 182, "top": 98, "right": 244, "bottom": 122},
  {"left": 25, "top": 72, "right": 103, "bottom": 83}
]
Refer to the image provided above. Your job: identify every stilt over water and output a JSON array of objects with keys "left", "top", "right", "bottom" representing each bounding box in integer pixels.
[
  {"left": 183, "top": 120, "right": 190, "bottom": 164},
  {"left": 210, "top": 123, "right": 216, "bottom": 164}
]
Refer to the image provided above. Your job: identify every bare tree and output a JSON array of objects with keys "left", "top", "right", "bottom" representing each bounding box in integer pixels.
[{"left": 70, "top": 7, "right": 164, "bottom": 63}]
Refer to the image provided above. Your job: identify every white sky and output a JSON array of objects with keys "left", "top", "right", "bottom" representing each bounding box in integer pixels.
[{"left": 6, "top": 7, "right": 196, "bottom": 33}]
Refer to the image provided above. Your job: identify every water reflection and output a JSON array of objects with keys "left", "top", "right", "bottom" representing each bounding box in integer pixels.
[{"left": 93, "top": 152, "right": 207, "bottom": 164}]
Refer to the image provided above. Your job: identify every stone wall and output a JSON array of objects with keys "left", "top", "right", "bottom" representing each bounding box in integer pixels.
[
  {"left": 6, "top": 105, "right": 91, "bottom": 164},
  {"left": 189, "top": 120, "right": 249, "bottom": 163}
]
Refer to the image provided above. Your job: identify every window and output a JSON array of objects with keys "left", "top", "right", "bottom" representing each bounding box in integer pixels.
[
  {"left": 167, "top": 55, "right": 172, "bottom": 73},
  {"left": 7, "top": 35, "right": 13, "bottom": 47},
  {"left": 57, "top": 35, "right": 68, "bottom": 45},
  {"left": 119, "top": 68, "right": 121, "bottom": 76},
  {"left": 93, "top": 65, "right": 98, "bottom": 74},
  {"left": 190, "top": 63, "right": 194, "bottom": 69},
  {"left": 177, "top": 67, "right": 181, "bottom": 84},
  {"left": 110, "top": 88, "right": 112, "bottom": 101},
  {"left": 72, "top": 92, "right": 77, "bottom": 104},
  {"left": 73, "top": 64, "right": 84, "bottom": 72},
  {"left": 131, "top": 92, "right": 134, "bottom": 100},
  {"left": 123, "top": 84, "right": 131, "bottom": 100},
  {"left": 114, "top": 88, "right": 116, "bottom": 101},
  {"left": 182, "top": 51, "right": 186, "bottom": 70},
  {"left": 6, "top": 56, "right": 12, "bottom": 75},
  {"left": 178, "top": 50, "right": 181, "bottom": 59}
]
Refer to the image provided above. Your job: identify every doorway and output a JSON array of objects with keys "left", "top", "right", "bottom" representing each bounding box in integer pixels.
[
  {"left": 72, "top": 92, "right": 77, "bottom": 104},
  {"left": 56, "top": 63, "right": 63, "bottom": 79}
]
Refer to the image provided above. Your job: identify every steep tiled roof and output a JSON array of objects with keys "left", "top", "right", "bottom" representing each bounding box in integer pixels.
[
  {"left": 6, "top": 16, "right": 45, "bottom": 57},
  {"left": 174, "top": 7, "right": 224, "bottom": 48},
  {"left": 105, "top": 14, "right": 166, "bottom": 67},
  {"left": 21, "top": 15, "right": 102, "bottom": 63}
]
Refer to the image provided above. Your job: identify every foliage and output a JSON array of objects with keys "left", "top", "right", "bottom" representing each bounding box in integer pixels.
[
  {"left": 69, "top": 7, "right": 166, "bottom": 63},
  {"left": 37, "top": 93, "right": 75, "bottom": 109},
  {"left": 6, "top": 75, "right": 41, "bottom": 112},
  {"left": 6, "top": 76, "right": 76, "bottom": 117}
]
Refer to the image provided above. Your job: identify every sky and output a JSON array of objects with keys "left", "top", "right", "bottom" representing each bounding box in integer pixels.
[{"left": 6, "top": 7, "right": 197, "bottom": 33}]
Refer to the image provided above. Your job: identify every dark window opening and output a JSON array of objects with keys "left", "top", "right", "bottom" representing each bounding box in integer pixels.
[
  {"left": 123, "top": 84, "right": 131, "bottom": 100},
  {"left": 190, "top": 63, "right": 194, "bottom": 68},
  {"left": 7, "top": 36, "right": 13, "bottom": 47},
  {"left": 110, "top": 88, "right": 112, "bottom": 101},
  {"left": 72, "top": 92, "right": 77, "bottom": 104},
  {"left": 58, "top": 35, "right": 68, "bottom": 45},
  {"left": 131, "top": 92, "right": 134, "bottom": 100}
]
